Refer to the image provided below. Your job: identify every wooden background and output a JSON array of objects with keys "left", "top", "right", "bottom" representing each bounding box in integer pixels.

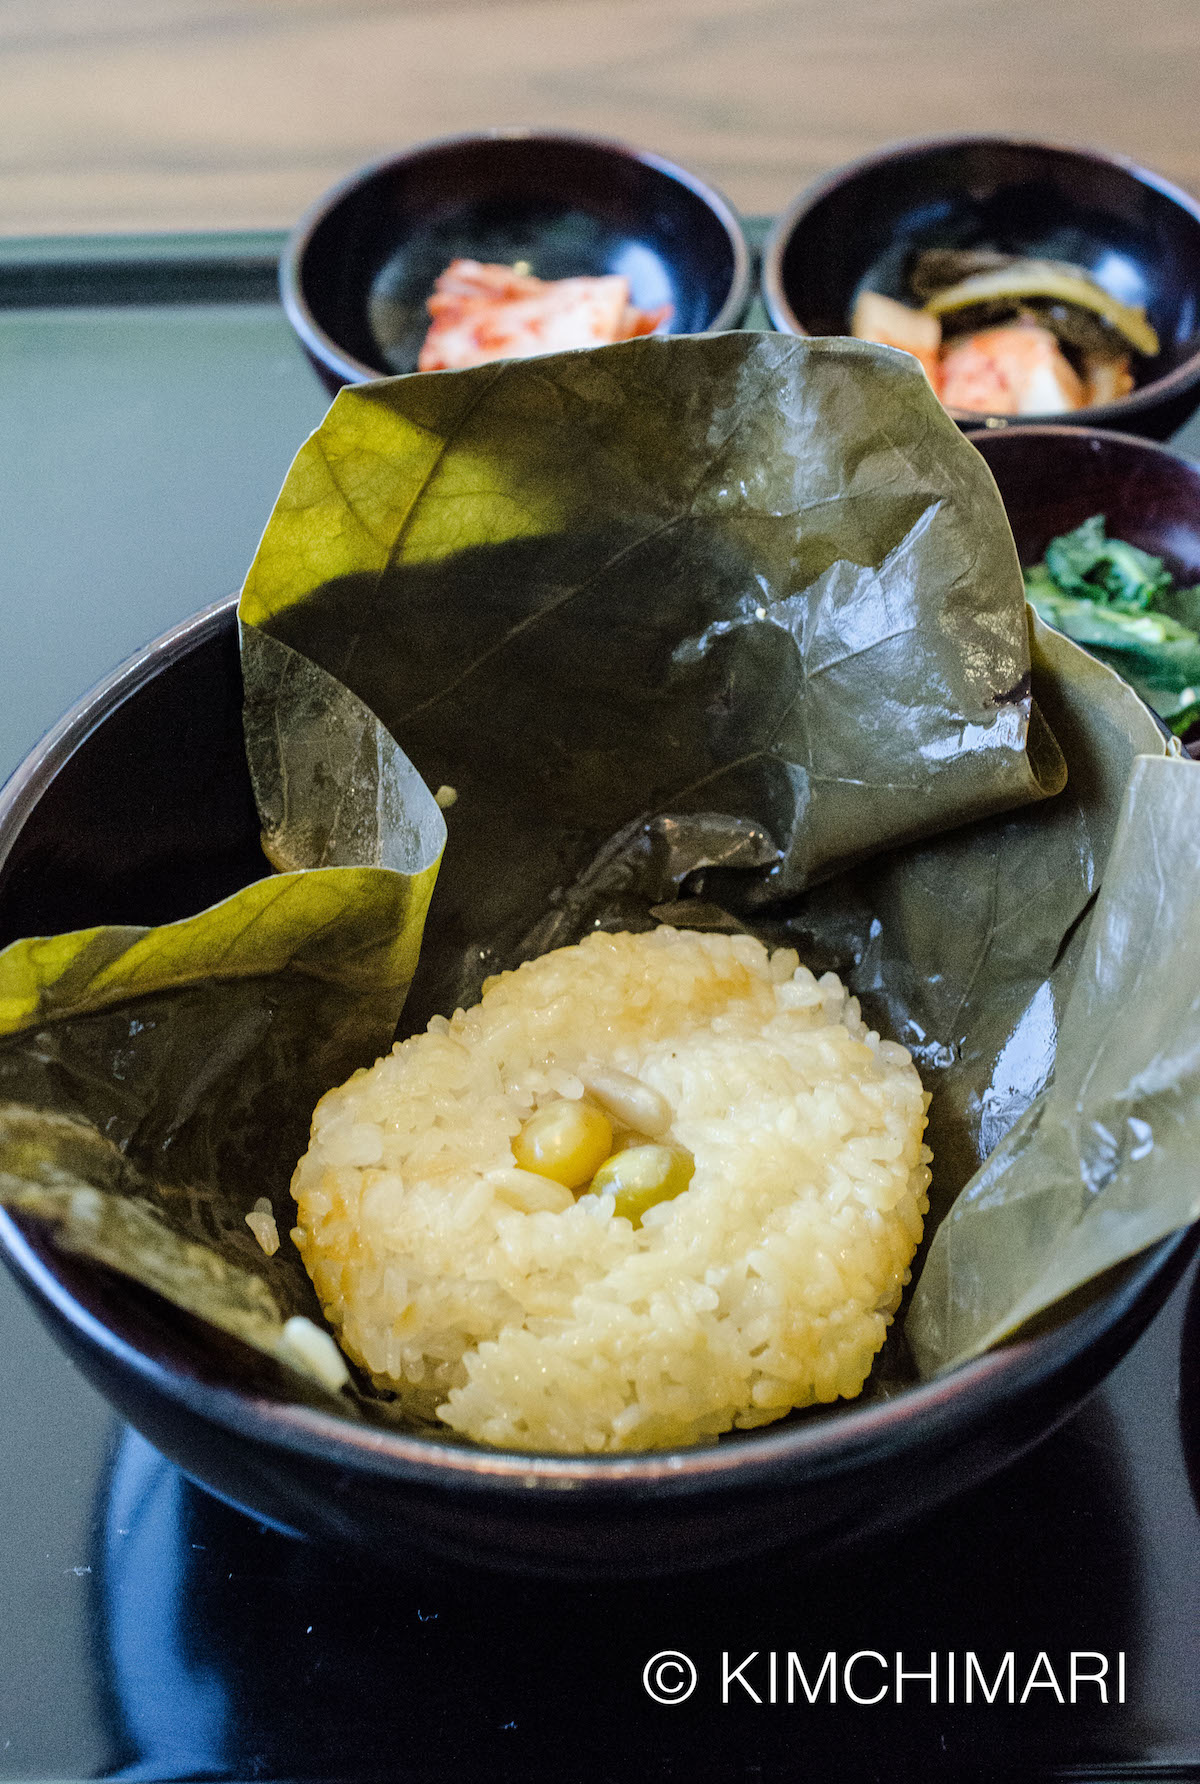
[{"left": 5, "top": 0, "right": 1200, "bottom": 238}]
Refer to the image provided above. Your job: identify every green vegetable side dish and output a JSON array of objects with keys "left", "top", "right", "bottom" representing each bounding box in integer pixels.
[{"left": 1024, "top": 514, "right": 1200, "bottom": 734}]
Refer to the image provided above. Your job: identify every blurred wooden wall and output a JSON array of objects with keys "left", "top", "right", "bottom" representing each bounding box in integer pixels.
[{"left": 5, "top": 0, "right": 1200, "bottom": 235}]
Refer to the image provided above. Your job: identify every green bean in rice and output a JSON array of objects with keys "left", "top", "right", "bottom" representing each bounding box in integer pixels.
[{"left": 291, "top": 927, "right": 931, "bottom": 1453}]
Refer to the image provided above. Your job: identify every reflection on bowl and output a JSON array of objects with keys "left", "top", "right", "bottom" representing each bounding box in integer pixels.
[
  {"left": 761, "top": 136, "right": 1200, "bottom": 439},
  {"left": 281, "top": 130, "right": 752, "bottom": 394},
  {"left": 0, "top": 599, "right": 1194, "bottom": 1576}
]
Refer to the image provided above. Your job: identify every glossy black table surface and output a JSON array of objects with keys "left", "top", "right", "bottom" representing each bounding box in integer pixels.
[
  {"left": 3, "top": 1247, "right": 1197, "bottom": 1782},
  {"left": 1, "top": 230, "right": 1198, "bottom": 1784}
]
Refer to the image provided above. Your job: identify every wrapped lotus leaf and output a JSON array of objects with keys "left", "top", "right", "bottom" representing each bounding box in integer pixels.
[
  {"left": 239, "top": 333, "right": 1065, "bottom": 1027},
  {"left": 0, "top": 332, "right": 1196, "bottom": 1433},
  {"left": 908, "top": 749, "right": 1200, "bottom": 1366}
]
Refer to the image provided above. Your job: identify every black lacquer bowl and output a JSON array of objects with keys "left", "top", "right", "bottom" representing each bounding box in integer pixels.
[
  {"left": 969, "top": 424, "right": 1200, "bottom": 750},
  {"left": 282, "top": 130, "right": 751, "bottom": 394},
  {"left": 968, "top": 423, "right": 1200, "bottom": 575},
  {"left": 762, "top": 135, "right": 1200, "bottom": 439},
  {"left": 0, "top": 600, "right": 1195, "bottom": 1577}
]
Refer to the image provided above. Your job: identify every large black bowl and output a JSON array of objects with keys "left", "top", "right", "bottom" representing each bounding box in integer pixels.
[
  {"left": 762, "top": 135, "right": 1200, "bottom": 439},
  {"left": 0, "top": 600, "right": 1194, "bottom": 1577},
  {"left": 282, "top": 130, "right": 752, "bottom": 394}
]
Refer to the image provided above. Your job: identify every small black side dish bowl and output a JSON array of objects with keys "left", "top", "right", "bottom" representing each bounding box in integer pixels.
[
  {"left": 969, "top": 424, "right": 1200, "bottom": 752},
  {"left": 762, "top": 136, "right": 1200, "bottom": 439},
  {"left": 0, "top": 602, "right": 1195, "bottom": 1578},
  {"left": 968, "top": 423, "right": 1200, "bottom": 575},
  {"left": 282, "top": 130, "right": 752, "bottom": 394}
]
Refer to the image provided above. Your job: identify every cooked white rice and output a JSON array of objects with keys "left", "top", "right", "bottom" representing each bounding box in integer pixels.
[{"left": 291, "top": 927, "right": 931, "bottom": 1452}]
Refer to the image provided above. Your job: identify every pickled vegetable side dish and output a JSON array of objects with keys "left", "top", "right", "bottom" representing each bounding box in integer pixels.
[
  {"left": 852, "top": 251, "right": 1159, "bottom": 415},
  {"left": 418, "top": 259, "right": 672, "bottom": 371}
]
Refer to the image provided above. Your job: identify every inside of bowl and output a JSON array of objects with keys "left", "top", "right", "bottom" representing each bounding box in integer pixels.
[
  {"left": 0, "top": 623, "right": 262, "bottom": 943},
  {"left": 778, "top": 140, "right": 1200, "bottom": 398},
  {"left": 299, "top": 137, "right": 741, "bottom": 375}
]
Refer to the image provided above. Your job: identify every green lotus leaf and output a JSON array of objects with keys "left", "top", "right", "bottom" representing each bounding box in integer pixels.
[{"left": 0, "top": 331, "right": 1194, "bottom": 1432}]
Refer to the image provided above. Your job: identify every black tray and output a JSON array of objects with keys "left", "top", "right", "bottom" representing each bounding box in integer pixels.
[{"left": 1, "top": 229, "right": 1198, "bottom": 1784}]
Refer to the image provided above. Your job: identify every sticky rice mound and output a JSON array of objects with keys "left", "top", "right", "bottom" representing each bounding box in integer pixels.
[{"left": 291, "top": 928, "right": 931, "bottom": 1453}]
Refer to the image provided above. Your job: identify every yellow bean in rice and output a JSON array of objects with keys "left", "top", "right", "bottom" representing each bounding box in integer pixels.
[{"left": 290, "top": 927, "right": 931, "bottom": 1453}]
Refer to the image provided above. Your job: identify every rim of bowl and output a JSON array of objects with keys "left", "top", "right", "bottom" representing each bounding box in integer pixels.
[
  {"left": 963, "top": 418, "right": 1200, "bottom": 465},
  {"left": 280, "top": 127, "right": 754, "bottom": 387},
  {"left": 0, "top": 594, "right": 1192, "bottom": 1498},
  {"left": 761, "top": 131, "right": 1200, "bottom": 431}
]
